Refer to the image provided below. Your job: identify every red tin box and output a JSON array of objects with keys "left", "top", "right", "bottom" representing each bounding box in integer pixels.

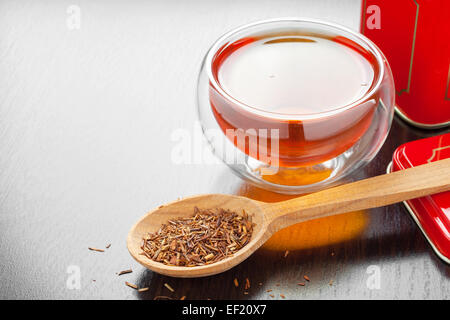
[
  {"left": 388, "top": 133, "right": 450, "bottom": 263},
  {"left": 361, "top": 0, "right": 450, "bottom": 128}
]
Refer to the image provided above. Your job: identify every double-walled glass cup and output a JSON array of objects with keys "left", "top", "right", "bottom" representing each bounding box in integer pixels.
[{"left": 197, "top": 18, "right": 395, "bottom": 194}]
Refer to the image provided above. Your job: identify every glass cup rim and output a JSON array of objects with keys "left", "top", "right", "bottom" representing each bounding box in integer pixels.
[{"left": 205, "top": 17, "right": 386, "bottom": 121}]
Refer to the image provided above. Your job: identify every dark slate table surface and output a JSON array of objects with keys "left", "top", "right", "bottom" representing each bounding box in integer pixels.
[{"left": 0, "top": 0, "right": 449, "bottom": 299}]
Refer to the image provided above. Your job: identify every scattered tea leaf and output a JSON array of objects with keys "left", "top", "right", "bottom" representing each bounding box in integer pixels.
[
  {"left": 125, "top": 282, "right": 138, "bottom": 290},
  {"left": 153, "top": 296, "right": 173, "bottom": 300},
  {"left": 244, "top": 278, "right": 251, "bottom": 290},
  {"left": 118, "top": 269, "right": 133, "bottom": 276},
  {"left": 164, "top": 283, "right": 175, "bottom": 292}
]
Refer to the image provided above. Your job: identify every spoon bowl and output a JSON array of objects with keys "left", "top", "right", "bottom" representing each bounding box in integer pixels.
[
  {"left": 127, "top": 194, "right": 270, "bottom": 277},
  {"left": 127, "top": 159, "right": 450, "bottom": 277}
]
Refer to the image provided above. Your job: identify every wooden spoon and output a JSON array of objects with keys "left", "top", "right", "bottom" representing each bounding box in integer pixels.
[{"left": 127, "top": 158, "right": 450, "bottom": 278}]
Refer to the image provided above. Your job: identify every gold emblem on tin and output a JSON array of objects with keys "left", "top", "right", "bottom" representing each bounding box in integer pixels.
[
  {"left": 427, "top": 146, "right": 450, "bottom": 163},
  {"left": 396, "top": 0, "right": 419, "bottom": 96},
  {"left": 445, "top": 64, "right": 450, "bottom": 101}
]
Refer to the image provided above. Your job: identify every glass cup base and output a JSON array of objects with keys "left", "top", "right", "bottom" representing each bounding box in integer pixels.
[
  {"left": 227, "top": 144, "right": 360, "bottom": 194},
  {"left": 206, "top": 99, "right": 392, "bottom": 194}
]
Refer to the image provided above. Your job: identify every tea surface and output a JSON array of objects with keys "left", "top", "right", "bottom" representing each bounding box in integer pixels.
[{"left": 217, "top": 35, "right": 375, "bottom": 114}]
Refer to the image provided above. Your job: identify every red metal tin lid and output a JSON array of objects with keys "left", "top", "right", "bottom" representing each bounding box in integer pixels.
[{"left": 390, "top": 133, "right": 450, "bottom": 263}]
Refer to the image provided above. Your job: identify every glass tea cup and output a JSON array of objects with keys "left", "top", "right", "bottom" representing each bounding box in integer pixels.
[{"left": 197, "top": 18, "right": 395, "bottom": 194}]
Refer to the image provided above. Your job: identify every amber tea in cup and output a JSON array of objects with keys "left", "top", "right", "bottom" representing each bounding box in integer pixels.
[{"left": 210, "top": 31, "right": 381, "bottom": 167}]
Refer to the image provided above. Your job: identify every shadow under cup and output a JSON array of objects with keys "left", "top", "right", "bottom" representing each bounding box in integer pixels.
[{"left": 198, "top": 19, "right": 395, "bottom": 194}]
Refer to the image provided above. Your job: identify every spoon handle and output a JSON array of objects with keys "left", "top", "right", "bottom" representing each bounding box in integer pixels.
[{"left": 265, "top": 158, "right": 450, "bottom": 231}]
